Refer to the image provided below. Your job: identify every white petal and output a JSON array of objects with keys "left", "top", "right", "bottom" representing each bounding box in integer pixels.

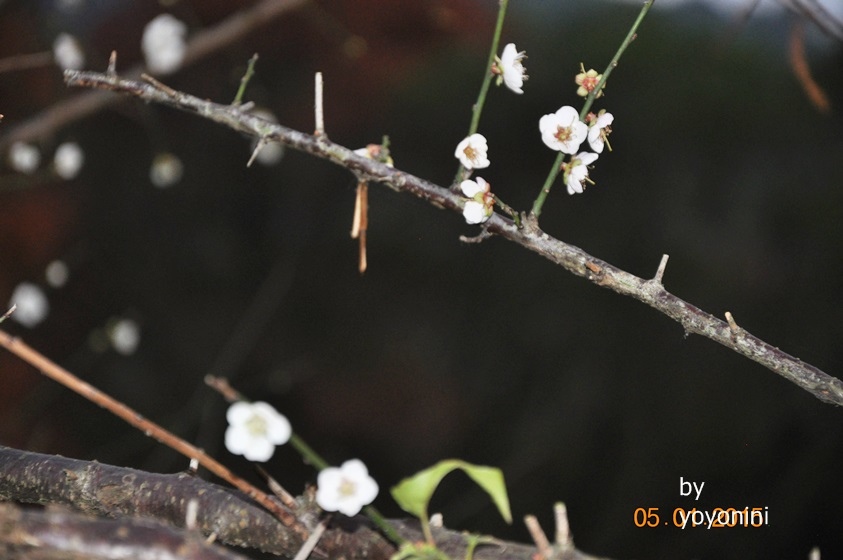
[
  {"left": 226, "top": 401, "right": 254, "bottom": 424},
  {"left": 463, "top": 201, "right": 488, "bottom": 224},
  {"left": 460, "top": 180, "right": 482, "bottom": 198},
  {"left": 242, "top": 438, "right": 275, "bottom": 462}
]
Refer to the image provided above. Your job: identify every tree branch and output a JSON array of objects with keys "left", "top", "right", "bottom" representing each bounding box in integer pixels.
[
  {"left": 0, "top": 446, "right": 608, "bottom": 560},
  {"left": 59, "top": 70, "right": 843, "bottom": 407},
  {"left": 0, "top": 0, "right": 309, "bottom": 152},
  {"left": 0, "top": 502, "right": 251, "bottom": 560}
]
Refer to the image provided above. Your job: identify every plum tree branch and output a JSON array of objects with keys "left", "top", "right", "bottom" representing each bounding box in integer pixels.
[
  {"left": 60, "top": 70, "right": 843, "bottom": 407},
  {"left": 0, "top": 446, "right": 607, "bottom": 560}
]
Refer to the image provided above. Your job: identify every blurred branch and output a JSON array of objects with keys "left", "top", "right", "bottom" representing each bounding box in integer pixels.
[
  {"left": 0, "top": 446, "right": 302, "bottom": 556},
  {"left": 60, "top": 70, "right": 843, "bottom": 407},
  {"left": 0, "top": 502, "right": 250, "bottom": 560},
  {"left": 0, "top": 0, "right": 309, "bottom": 152},
  {"left": 0, "top": 446, "right": 608, "bottom": 560}
]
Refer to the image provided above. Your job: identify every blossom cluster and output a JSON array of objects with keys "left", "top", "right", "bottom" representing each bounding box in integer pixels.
[
  {"left": 224, "top": 400, "right": 378, "bottom": 516},
  {"left": 454, "top": 44, "right": 615, "bottom": 223}
]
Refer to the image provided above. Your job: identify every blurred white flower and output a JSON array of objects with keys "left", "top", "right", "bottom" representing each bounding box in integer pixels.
[
  {"left": 495, "top": 43, "right": 527, "bottom": 94},
  {"left": 53, "top": 33, "right": 85, "bottom": 70},
  {"left": 539, "top": 106, "right": 587, "bottom": 155},
  {"left": 45, "top": 260, "right": 69, "bottom": 288},
  {"left": 225, "top": 401, "right": 291, "bottom": 462},
  {"left": 108, "top": 318, "right": 141, "bottom": 355},
  {"left": 8, "top": 142, "right": 41, "bottom": 174},
  {"left": 455, "top": 133, "right": 490, "bottom": 170},
  {"left": 316, "top": 459, "right": 379, "bottom": 516},
  {"left": 8, "top": 282, "right": 49, "bottom": 328},
  {"left": 249, "top": 109, "right": 285, "bottom": 166},
  {"left": 53, "top": 142, "right": 84, "bottom": 179},
  {"left": 150, "top": 152, "right": 183, "bottom": 188},
  {"left": 56, "top": 0, "right": 84, "bottom": 12},
  {"left": 142, "top": 14, "right": 188, "bottom": 74}
]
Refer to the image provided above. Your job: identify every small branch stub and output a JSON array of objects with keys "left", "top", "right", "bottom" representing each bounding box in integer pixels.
[
  {"left": 553, "top": 502, "right": 573, "bottom": 550},
  {"left": 524, "top": 515, "right": 552, "bottom": 560},
  {"left": 351, "top": 180, "right": 369, "bottom": 274},
  {"left": 725, "top": 311, "right": 740, "bottom": 340},
  {"left": 654, "top": 254, "right": 669, "bottom": 284},
  {"left": 314, "top": 71, "right": 325, "bottom": 137}
]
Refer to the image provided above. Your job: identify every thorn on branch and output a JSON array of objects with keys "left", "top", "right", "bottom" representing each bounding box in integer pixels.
[
  {"left": 350, "top": 180, "right": 369, "bottom": 274},
  {"left": 141, "top": 73, "right": 179, "bottom": 98},
  {"left": 292, "top": 518, "right": 328, "bottom": 560},
  {"left": 654, "top": 254, "right": 669, "bottom": 284},
  {"left": 0, "top": 305, "right": 15, "bottom": 324},
  {"left": 247, "top": 137, "right": 269, "bottom": 167},
  {"left": 524, "top": 515, "right": 552, "bottom": 560},
  {"left": 725, "top": 311, "right": 740, "bottom": 341},
  {"left": 107, "top": 51, "right": 118, "bottom": 76},
  {"left": 314, "top": 71, "right": 325, "bottom": 137},
  {"left": 553, "top": 502, "right": 573, "bottom": 551}
]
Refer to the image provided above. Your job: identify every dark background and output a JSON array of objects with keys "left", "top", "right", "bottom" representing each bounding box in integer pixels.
[{"left": 1, "top": 1, "right": 842, "bottom": 558}]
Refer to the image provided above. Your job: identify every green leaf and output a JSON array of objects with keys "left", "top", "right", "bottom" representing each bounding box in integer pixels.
[{"left": 390, "top": 459, "right": 512, "bottom": 524}]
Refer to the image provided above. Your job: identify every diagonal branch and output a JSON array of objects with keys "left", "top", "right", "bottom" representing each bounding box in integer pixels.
[{"left": 60, "top": 70, "right": 843, "bottom": 407}]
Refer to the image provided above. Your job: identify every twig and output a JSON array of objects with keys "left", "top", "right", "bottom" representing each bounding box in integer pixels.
[
  {"left": 0, "top": 51, "right": 54, "bottom": 74},
  {"left": 59, "top": 71, "right": 843, "bottom": 407},
  {"left": 0, "top": 330, "right": 309, "bottom": 538}
]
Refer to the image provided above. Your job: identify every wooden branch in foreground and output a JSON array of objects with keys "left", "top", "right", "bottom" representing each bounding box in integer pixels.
[
  {"left": 60, "top": 70, "right": 843, "bottom": 407},
  {"left": 0, "top": 446, "right": 608, "bottom": 560}
]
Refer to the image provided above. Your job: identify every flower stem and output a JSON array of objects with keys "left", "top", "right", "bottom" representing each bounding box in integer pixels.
[
  {"left": 363, "top": 505, "right": 408, "bottom": 547},
  {"left": 530, "top": 0, "right": 654, "bottom": 219},
  {"left": 453, "top": 0, "right": 509, "bottom": 186},
  {"left": 289, "top": 432, "right": 330, "bottom": 471}
]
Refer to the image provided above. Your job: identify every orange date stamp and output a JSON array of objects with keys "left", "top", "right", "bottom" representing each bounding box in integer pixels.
[{"left": 633, "top": 506, "right": 770, "bottom": 529}]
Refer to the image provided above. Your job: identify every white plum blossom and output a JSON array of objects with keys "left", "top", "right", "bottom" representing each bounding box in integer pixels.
[
  {"left": 45, "top": 260, "right": 69, "bottom": 288},
  {"left": 150, "top": 152, "right": 183, "bottom": 188},
  {"left": 53, "top": 33, "right": 85, "bottom": 70},
  {"left": 53, "top": 142, "right": 84, "bottom": 179},
  {"left": 8, "top": 282, "right": 49, "bottom": 328},
  {"left": 8, "top": 142, "right": 41, "bottom": 174},
  {"left": 316, "top": 459, "right": 379, "bottom": 516},
  {"left": 587, "top": 111, "right": 614, "bottom": 154},
  {"left": 539, "top": 106, "right": 587, "bottom": 155},
  {"left": 454, "top": 133, "right": 490, "bottom": 170},
  {"left": 495, "top": 43, "right": 527, "bottom": 94},
  {"left": 564, "top": 152, "right": 599, "bottom": 195},
  {"left": 108, "top": 318, "right": 141, "bottom": 355},
  {"left": 460, "top": 177, "right": 494, "bottom": 224},
  {"left": 225, "top": 401, "right": 291, "bottom": 462},
  {"left": 142, "top": 14, "right": 188, "bottom": 74}
]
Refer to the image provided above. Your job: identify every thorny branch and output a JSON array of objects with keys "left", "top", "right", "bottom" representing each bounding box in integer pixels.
[{"left": 61, "top": 70, "right": 843, "bottom": 407}]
